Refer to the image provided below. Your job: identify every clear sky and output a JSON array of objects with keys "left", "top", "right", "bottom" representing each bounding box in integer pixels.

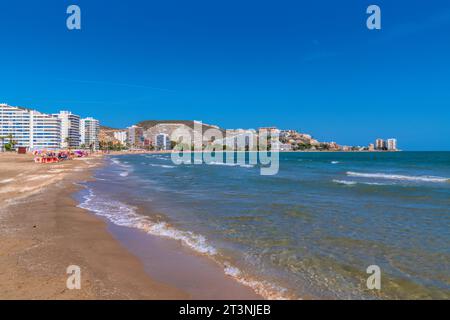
[{"left": 1, "top": 0, "right": 449, "bottom": 150}]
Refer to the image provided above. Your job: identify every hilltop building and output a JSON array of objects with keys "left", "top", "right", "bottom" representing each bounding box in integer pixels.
[{"left": 258, "top": 127, "right": 280, "bottom": 135}]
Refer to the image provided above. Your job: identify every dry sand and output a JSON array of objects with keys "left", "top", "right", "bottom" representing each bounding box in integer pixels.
[{"left": 0, "top": 152, "right": 261, "bottom": 300}]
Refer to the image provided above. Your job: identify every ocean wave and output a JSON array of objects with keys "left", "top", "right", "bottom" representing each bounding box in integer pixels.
[
  {"left": 223, "top": 263, "right": 291, "bottom": 300},
  {"left": 111, "top": 158, "right": 122, "bottom": 166},
  {"left": 78, "top": 189, "right": 216, "bottom": 255},
  {"left": 111, "top": 158, "right": 132, "bottom": 168},
  {"left": 331, "top": 161, "right": 340, "bottom": 164},
  {"left": 77, "top": 188, "right": 290, "bottom": 299},
  {"left": 333, "top": 179, "right": 357, "bottom": 185},
  {"left": 111, "top": 158, "right": 133, "bottom": 176},
  {"left": 333, "top": 179, "right": 387, "bottom": 186},
  {"left": 346, "top": 171, "right": 449, "bottom": 183},
  {"left": 148, "top": 163, "right": 176, "bottom": 169},
  {"left": 207, "top": 161, "right": 254, "bottom": 168}
]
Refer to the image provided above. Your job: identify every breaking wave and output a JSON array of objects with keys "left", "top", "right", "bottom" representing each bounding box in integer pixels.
[
  {"left": 346, "top": 171, "right": 449, "bottom": 183},
  {"left": 207, "top": 161, "right": 255, "bottom": 168},
  {"left": 333, "top": 179, "right": 387, "bottom": 186},
  {"left": 77, "top": 188, "right": 290, "bottom": 300}
]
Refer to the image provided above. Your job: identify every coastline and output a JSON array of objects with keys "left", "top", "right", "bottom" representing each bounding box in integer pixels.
[{"left": 0, "top": 152, "right": 261, "bottom": 299}]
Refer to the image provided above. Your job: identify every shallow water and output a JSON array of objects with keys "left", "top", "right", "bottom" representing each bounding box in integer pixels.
[{"left": 77, "top": 152, "right": 450, "bottom": 299}]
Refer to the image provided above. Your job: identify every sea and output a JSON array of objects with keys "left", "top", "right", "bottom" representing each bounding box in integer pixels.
[{"left": 76, "top": 151, "right": 450, "bottom": 299}]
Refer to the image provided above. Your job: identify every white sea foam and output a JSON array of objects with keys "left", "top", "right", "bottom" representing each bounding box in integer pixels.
[
  {"left": 223, "top": 263, "right": 291, "bottom": 300},
  {"left": 111, "top": 158, "right": 122, "bottom": 165},
  {"left": 333, "top": 179, "right": 357, "bottom": 186},
  {"left": 331, "top": 161, "right": 340, "bottom": 164},
  {"left": 208, "top": 161, "right": 254, "bottom": 168},
  {"left": 77, "top": 188, "right": 291, "bottom": 300},
  {"left": 346, "top": 171, "right": 449, "bottom": 183},
  {"left": 148, "top": 163, "right": 175, "bottom": 169},
  {"left": 111, "top": 158, "right": 133, "bottom": 176},
  {"left": 78, "top": 189, "right": 216, "bottom": 255},
  {"left": 111, "top": 158, "right": 131, "bottom": 168},
  {"left": 333, "top": 179, "right": 387, "bottom": 186}
]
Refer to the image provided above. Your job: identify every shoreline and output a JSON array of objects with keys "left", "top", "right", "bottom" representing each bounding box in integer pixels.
[
  {"left": 88, "top": 153, "right": 295, "bottom": 300},
  {"left": 0, "top": 152, "right": 262, "bottom": 299}
]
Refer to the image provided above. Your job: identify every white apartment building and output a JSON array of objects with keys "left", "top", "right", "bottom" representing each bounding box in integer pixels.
[
  {"left": 56, "top": 111, "right": 81, "bottom": 148},
  {"left": 387, "top": 138, "right": 397, "bottom": 151},
  {"left": 0, "top": 104, "right": 61, "bottom": 150},
  {"left": 114, "top": 131, "right": 128, "bottom": 145},
  {"left": 155, "top": 133, "right": 171, "bottom": 150},
  {"left": 80, "top": 117, "right": 100, "bottom": 150},
  {"left": 128, "top": 125, "right": 144, "bottom": 147},
  {"left": 375, "top": 138, "right": 386, "bottom": 150}
]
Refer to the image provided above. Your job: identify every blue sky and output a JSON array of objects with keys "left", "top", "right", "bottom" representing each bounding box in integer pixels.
[{"left": 0, "top": 0, "right": 449, "bottom": 150}]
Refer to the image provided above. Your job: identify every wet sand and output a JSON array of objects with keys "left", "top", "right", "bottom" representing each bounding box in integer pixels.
[{"left": 0, "top": 152, "right": 261, "bottom": 299}]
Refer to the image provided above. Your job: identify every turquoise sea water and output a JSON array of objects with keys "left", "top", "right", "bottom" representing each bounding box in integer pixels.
[{"left": 78, "top": 152, "right": 450, "bottom": 299}]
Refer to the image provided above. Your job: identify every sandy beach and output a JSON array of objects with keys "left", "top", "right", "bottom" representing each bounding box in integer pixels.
[{"left": 0, "top": 152, "right": 260, "bottom": 299}]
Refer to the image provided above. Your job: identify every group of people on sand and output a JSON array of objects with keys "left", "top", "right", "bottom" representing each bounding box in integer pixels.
[{"left": 33, "top": 150, "right": 90, "bottom": 164}]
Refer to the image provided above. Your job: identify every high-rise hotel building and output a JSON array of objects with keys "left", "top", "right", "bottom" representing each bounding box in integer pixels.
[
  {"left": 375, "top": 138, "right": 386, "bottom": 150},
  {"left": 113, "top": 131, "right": 128, "bottom": 145},
  {"left": 0, "top": 104, "right": 61, "bottom": 149},
  {"left": 1, "top": 103, "right": 100, "bottom": 151},
  {"left": 56, "top": 111, "right": 81, "bottom": 148},
  {"left": 387, "top": 138, "right": 397, "bottom": 151},
  {"left": 80, "top": 117, "right": 100, "bottom": 150}
]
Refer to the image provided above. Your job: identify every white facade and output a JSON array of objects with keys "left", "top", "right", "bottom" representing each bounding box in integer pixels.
[
  {"left": 114, "top": 131, "right": 128, "bottom": 145},
  {"left": 0, "top": 104, "right": 61, "bottom": 150},
  {"left": 56, "top": 111, "right": 80, "bottom": 148},
  {"left": 0, "top": 104, "right": 31, "bottom": 148},
  {"left": 375, "top": 139, "right": 386, "bottom": 150},
  {"left": 128, "top": 125, "right": 144, "bottom": 147},
  {"left": 387, "top": 138, "right": 397, "bottom": 151},
  {"left": 80, "top": 117, "right": 100, "bottom": 150},
  {"left": 155, "top": 133, "right": 171, "bottom": 150}
]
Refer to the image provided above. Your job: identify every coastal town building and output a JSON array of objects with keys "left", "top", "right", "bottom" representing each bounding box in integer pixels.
[
  {"left": 280, "top": 143, "right": 292, "bottom": 151},
  {"left": 30, "top": 110, "right": 61, "bottom": 150},
  {"left": 214, "top": 129, "right": 257, "bottom": 150},
  {"left": 0, "top": 104, "right": 32, "bottom": 148},
  {"left": 80, "top": 117, "right": 100, "bottom": 150},
  {"left": 143, "top": 123, "right": 189, "bottom": 144},
  {"left": 280, "top": 130, "right": 298, "bottom": 139},
  {"left": 56, "top": 111, "right": 81, "bottom": 148},
  {"left": 127, "top": 125, "right": 144, "bottom": 147},
  {"left": 0, "top": 104, "right": 61, "bottom": 150},
  {"left": 258, "top": 127, "right": 280, "bottom": 135},
  {"left": 387, "top": 138, "right": 397, "bottom": 151},
  {"left": 113, "top": 131, "right": 128, "bottom": 145},
  {"left": 155, "top": 133, "right": 171, "bottom": 150}
]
